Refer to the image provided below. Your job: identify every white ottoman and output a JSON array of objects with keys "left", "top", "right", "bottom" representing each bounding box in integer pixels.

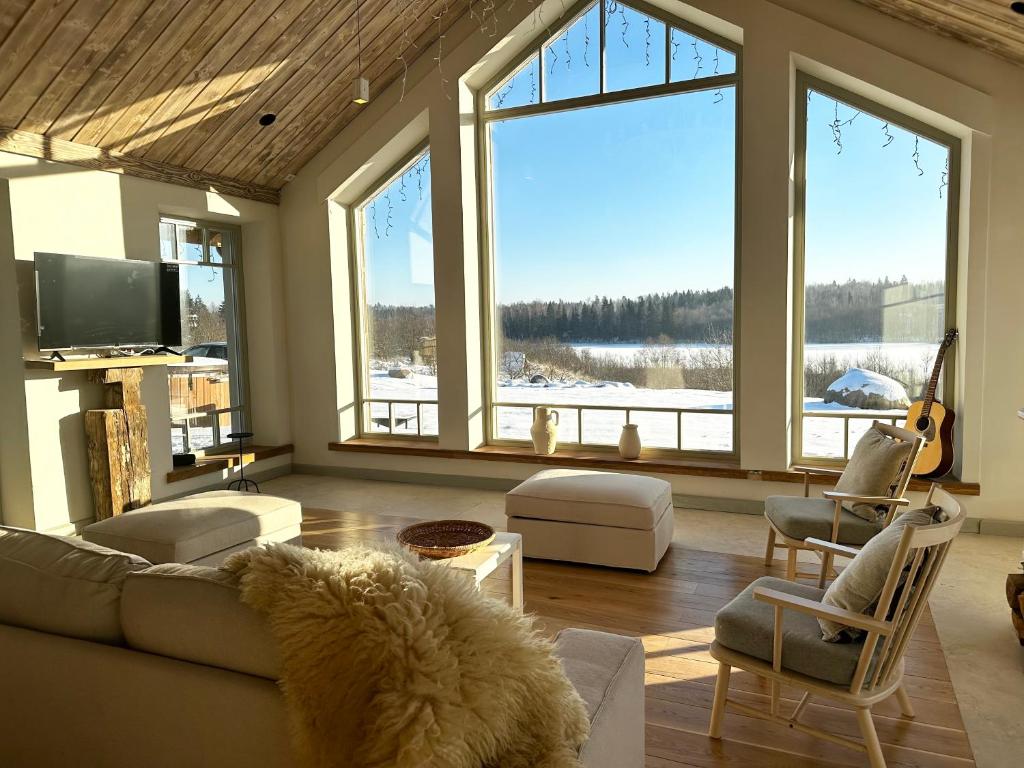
[
  {"left": 505, "top": 469, "right": 674, "bottom": 572},
  {"left": 83, "top": 490, "right": 302, "bottom": 566}
]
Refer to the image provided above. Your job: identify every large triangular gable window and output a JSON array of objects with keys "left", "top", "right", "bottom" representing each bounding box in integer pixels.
[
  {"left": 485, "top": 1, "right": 736, "bottom": 111},
  {"left": 479, "top": 1, "right": 741, "bottom": 457}
]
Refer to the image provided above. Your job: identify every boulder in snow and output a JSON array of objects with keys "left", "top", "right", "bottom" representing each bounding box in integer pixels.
[
  {"left": 824, "top": 368, "right": 911, "bottom": 410},
  {"left": 388, "top": 368, "right": 414, "bottom": 379}
]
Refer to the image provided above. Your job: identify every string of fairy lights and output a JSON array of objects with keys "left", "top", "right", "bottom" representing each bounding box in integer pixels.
[
  {"left": 369, "top": 152, "right": 430, "bottom": 241},
  {"left": 491, "top": 1, "right": 732, "bottom": 109},
  {"left": 374, "top": 2, "right": 949, "bottom": 240},
  {"left": 812, "top": 90, "right": 950, "bottom": 198}
]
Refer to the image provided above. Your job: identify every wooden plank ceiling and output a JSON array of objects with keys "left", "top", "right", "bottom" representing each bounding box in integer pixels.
[
  {"left": 850, "top": 0, "right": 1024, "bottom": 66},
  {"left": 0, "top": 1, "right": 1021, "bottom": 205},
  {"left": 0, "top": 0, "right": 473, "bottom": 203}
]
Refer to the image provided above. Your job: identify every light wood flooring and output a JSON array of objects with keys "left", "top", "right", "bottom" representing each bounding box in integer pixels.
[{"left": 302, "top": 507, "right": 975, "bottom": 768}]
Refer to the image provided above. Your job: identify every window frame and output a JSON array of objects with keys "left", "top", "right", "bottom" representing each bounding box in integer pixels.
[
  {"left": 476, "top": 0, "right": 743, "bottom": 459},
  {"left": 791, "top": 72, "right": 961, "bottom": 466},
  {"left": 160, "top": 216, "right": 250, "bottom": 454},
  {"left": 347, "top": 141, "right": 439, "bottom": 442}
]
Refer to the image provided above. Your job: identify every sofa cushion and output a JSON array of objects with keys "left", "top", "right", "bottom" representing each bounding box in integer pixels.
[
  {"left": 83, "top": 491, "right": 302, "bottom": 564},
  {"left": 715, "top": 576, "right": 872, "bottom": 686},
  {"left": 121, "top": 563, "right": 281, "bottom": 680},
  {"left": 0, "top": 525, "right": 150, "bottom": 644},
  {"left": 555, "top": 628, "right": 645, "bottom": 768},
  {"left": 765, "top": 495, "right": 883, "bottom": 546},
  {"left": 506, "top": 469, "right": 672, "bottom": 530}
]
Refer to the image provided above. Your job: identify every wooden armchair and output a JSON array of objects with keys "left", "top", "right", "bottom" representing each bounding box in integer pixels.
[
  {"left": 765, "top": 421, "right": 923, "bottom": 586},
  {"left": 712, "top": 485, "right": 963, "bottom": 768}
]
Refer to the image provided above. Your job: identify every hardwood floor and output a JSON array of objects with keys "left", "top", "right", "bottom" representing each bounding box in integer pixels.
[{"left": 302, "top": 508, "right": 975, "bottom": 768}]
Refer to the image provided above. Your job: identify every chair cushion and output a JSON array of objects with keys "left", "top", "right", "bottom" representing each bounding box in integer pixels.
[
  {"left": 834, "top": 426, "right": 913, "bottom": 521},
  {"left": 0, "top": 525, "right": 150, "bottom": 644},
  {"left": 83, "top": 491, "right": 302, "bottom": 564},
  {"left": 715, "top": 576, "right": 870, "bottom": 685},
  {"left": 765, "top": 496, "right": 883, "bottom": 546},
  {"left": 506, "top": 469, "right": 672, "bottom": 530},
  {"left": 121, "top": 563, "right": 281, "bottom": 679},
  {"left": 819, "top": 507, "right": 940, "bottom": 641}
]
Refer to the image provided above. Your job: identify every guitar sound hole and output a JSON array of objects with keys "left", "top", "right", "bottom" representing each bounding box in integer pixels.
[{"left": 915, "top": 417, "right": 931, "bottom": 432}]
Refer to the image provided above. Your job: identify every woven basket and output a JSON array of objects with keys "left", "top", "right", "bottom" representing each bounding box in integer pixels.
[{"left": 397, "top": 520, "right": 495, "bottom": 560}]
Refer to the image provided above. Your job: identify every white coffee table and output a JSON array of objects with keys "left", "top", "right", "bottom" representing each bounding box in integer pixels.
[{"left": 440, "top": 532, "right": 523, "bottom": 612}]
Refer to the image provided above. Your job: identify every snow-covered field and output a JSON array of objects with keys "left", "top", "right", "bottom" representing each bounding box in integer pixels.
[
  {"left": 571, "top": 341, "right": 937, "bottom": 367},
  {"left": 368, "top": 367, "right": 903, "bottom": 457}
]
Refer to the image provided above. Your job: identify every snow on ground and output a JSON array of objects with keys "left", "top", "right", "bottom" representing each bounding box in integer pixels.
[
  {"left": 571, "top": 341, "right": 938, "bottom": 367},
  {"left": 368, "top": 369, "right": 904, "bottom": 456}
]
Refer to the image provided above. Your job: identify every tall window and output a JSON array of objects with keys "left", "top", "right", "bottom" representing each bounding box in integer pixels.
[
  {"left": 482, "top": 1, "right": 739, "bottom": 455},
  {"left": 159, "top": 217, "right": 248, "bottom": 454},
  {"left": 351, "top": 147, "right": 438, "bottom": 438},
  {"left": 795, "top": 75, "right": 958, "bottom": 461}
]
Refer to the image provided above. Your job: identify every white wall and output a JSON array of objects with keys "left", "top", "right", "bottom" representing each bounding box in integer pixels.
[
  {"left": 277, "top": 0, "right": 1024, "bottom": 524},
  {"left": 0, "top": 153, "right": 292, "bottom": 532}
]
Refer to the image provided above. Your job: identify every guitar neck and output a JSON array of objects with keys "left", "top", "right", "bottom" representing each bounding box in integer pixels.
[{"left": 920, "top": 346, "right": 949, "bottom": 416}]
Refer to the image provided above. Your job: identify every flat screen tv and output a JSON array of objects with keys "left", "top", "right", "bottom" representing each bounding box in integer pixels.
[{"left": 34, "top": 253, "right": 182, "bottom": 351}]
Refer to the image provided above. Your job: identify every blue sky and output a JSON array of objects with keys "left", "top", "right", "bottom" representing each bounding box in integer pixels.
[{"left": 362, "top": 2, "right": 950, "bottom": 308}]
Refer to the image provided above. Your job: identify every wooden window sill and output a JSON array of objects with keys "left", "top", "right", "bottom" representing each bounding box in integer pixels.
[
  {"left": 167, "top": 444, "right": 293, "bottom": 483},
  {"left": 327, "top": 439, "right": 980, "bottom": 495}
]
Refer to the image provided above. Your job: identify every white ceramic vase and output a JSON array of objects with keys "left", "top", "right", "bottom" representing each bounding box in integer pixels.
[
  {"left": 618, "top": 424, "right": 642, "bottom": 459},
  {"left": 530, "top": 407, "right": 560, "bottom": 455}
]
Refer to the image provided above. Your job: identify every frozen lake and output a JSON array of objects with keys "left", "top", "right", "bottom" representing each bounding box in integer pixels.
[{"left": 570, "top": 341, "right": 938, "bottom": 367}]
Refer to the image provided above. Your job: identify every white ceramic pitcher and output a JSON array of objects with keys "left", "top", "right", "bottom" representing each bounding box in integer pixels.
[{"left": 530, "top": 406, "right": 560, "bottom": 455}]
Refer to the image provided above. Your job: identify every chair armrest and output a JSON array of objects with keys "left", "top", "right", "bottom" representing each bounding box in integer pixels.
[
  {"left": 803, "top": 537, "right": 860, "bottom": 559},
  {"left": 821, "top": 492, "right": 911, "bottom": 506},
  {"left": 753, "top": 586, "right": 892, "bottom": 635},
  {"left": 791, "top": 465, "right": 843, "bottom": 478}
]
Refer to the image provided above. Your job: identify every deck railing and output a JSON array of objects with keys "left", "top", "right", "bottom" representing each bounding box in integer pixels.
[
  {"left": 802, "top": 409, "right": 906, "bottom": 460},
  {"left": 362, "top": 398, "right": 439, "bottom": 437},
  {"left": 491, "top": 400, "right": 733, "bottom": 453}
]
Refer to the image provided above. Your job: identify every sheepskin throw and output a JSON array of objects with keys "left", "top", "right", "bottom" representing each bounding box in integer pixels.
[{"left": 223, "top": 543, "right": 589, "bottom": 768}]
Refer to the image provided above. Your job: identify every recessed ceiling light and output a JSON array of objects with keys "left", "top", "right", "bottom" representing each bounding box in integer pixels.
[
  {"left": 258, "top": 113, "right": 277, "bottom": 127},
  {"left": 1011, "top": 2, "right": 1024, "bottom": 15}
]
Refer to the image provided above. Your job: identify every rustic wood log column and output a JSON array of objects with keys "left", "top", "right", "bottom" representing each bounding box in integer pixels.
[{"left": 84, "top": 367, "right": 152, "bottom": 520}]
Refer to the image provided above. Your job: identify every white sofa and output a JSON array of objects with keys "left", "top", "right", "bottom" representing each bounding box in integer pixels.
[{"left": 0, "top": 525, "right": 645, "bottom": 768}]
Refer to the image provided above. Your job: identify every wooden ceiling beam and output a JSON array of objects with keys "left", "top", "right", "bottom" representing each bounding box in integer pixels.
[{"left": 0, "top": 125, "right": 279, "bottom": 204}]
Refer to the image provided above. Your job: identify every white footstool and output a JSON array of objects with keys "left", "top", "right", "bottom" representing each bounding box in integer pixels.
[
  {"left": 505, "top": 469, "right": 674, "bottom": 572},
  {"left": 83, "top": 490, "right": 302, "bottom": 566}
]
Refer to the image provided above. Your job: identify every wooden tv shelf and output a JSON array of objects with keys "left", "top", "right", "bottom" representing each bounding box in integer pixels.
[{"left": 24, "top": 354, "right": 191, "bottom": 371}]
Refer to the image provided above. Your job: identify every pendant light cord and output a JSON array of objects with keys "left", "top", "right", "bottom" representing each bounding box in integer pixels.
[{"left": 356, "top": 0, "right": 362, "bottom": 77}]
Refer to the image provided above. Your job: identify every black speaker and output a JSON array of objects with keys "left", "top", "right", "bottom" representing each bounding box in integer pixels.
[{"left": 172, "top": 453, "right": 196, "bottom": 468}]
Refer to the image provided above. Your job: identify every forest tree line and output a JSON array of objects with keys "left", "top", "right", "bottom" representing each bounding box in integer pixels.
[
  {"left": 498, "top": 278, "right": 944, "bottom": 344},
  {"left": 367, "top": 277, "right": 945, "bottom": 361}
]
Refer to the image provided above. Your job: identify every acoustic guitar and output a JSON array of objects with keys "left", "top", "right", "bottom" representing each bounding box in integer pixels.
[{"left": 904, "top": 328, "right": 958, "bottom": 478}]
